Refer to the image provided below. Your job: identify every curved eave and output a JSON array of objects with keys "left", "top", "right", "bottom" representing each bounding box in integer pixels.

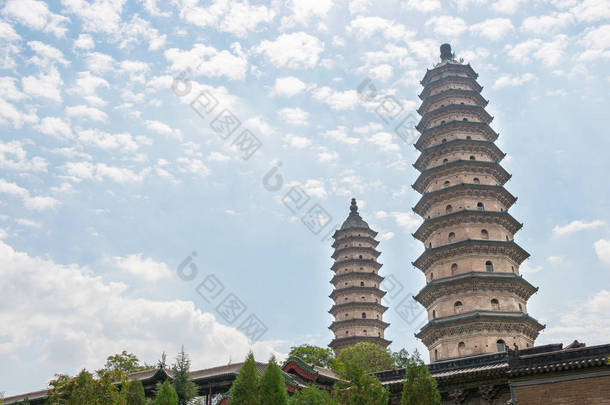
[
  {"left": 414, "top": 139, "right": 505, "bottom": 171},
  {"left": 415, "top": 121, "right": 498, "bottom": 151},
  {"left": 415, "top": 311, "right": 545, "bottom": 339},
  {"left": 420, "top": 63, "right": 478, "bottom": 86},
  {"left": 413, "top": 210, "right": 523, "bottom": 242},
  {"left": 333, "top": 227, "right": 378, "bottom": 239},
  {"left": 413, "top": 183, "right": 517, "bottom": 218},
  {"left": 414, "top": 271, "right": 539, "bottom": 307},
  {"left": 418, "top": 89, "right": 488, "bottom": 115},
  {"left": 412, "top": 239, "right": 530, "bottom": 272},
  {"left": 413, "top": 160, "right": 511, "bottom": 194},
  {"left": 329, "top": 286, "right": 387, "bottom": 300},
  {"left": 329, "top": 336, "right": 391, "bottom": 350},
  {"left": 416, "top": 104, "right": 493, "bottom": 132},
  {"left": 419, "top": 75, "right": 483, "bottom": 100},
  {"left": 331, "top": 258, "right": 382, "bottom": 271},
  {"left": 329, "top": 318, "right": 390, "bottom": 332},
  {"left": 332, "top": 246, "right": 381, "bottom": 260},
  {"left": 330, "top": 271, "right": 384, "bottom": 285},
  {"left": 329, "top": 302, "right": 388, "bottom": 315},
  {"left": 332, "top": 235, "right": 379, "bottom": 248}
]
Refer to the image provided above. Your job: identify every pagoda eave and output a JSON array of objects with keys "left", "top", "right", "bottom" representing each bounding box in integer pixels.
[
  {"left": 414, "top": 139, "right": 506, "bottom": 171},
  {"left": 413, "top": 210, "right": 523, "bottom": 242},
  {"left": 414, "top": 271, "right": 539, "bottom": 307},
  {"left": 413, "top": 239, "right": 530, "bottom": 272},
  {"left": 413, "top": 160, "right": 511, "bottom": 194}
]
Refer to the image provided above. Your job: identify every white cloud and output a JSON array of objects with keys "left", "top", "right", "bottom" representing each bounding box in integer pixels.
[
  {"left": 347, "top": 17, "right": 414, "bottom": 42},
  {"left": 493, "top": 72, "right": 536, "bottom": 89},
  {"left": 403, "top": 0, "right": 440, "bottom": 12},
  {"left": 594, "top": 239, "right": 610, "bottom": 265},
  {"left": 367, "top": 132, "right": 400, "bottom": 153},
  {"left": 69, "top": 71, "right": 109, "bottom": 106},
  {"left": 521, "top": 12, "right": 574, "bottom": 35},
  {"left": 545, "top": 290, "right": 610, "bottom": 345},
  {"left": 145, "top": 119, "right": 182, "bottom": 140},
  {"left": 66, "top": 105, "right": 108, "bottom": 122},
  {"left": 282, "top": 0, "right": 333, "bottom": 27},
  {"left": 283, "top": 134, "right": 312, "bottom": 149},
  {"left": 244, "top": 116, "right": 274, "bottom": 136},
  {"left": 0, "top": 77, "right": 26, "bottom": 101},
  {"left": 470, "top": 18, "right": 514, "bottom": 40},
  {"left": 0, "top": 99, "right": 38, "bottom": 129},
  {"left": 2, "top": 0, "right": 70, "bottom": 37},
  {"left": 14, "top": 218, "right": 42, "bottom": 228},
  {"left": 112, "top": 253, "right": 172, "bottom": 282},
  {"left": 425, "top": 16, "right": 468, "bottom": 37},
  {"left": 27, "top": 41, "right": 70, "bottom": 67},
  {"left": 0, "top": 140, "right": 48, "bottom": 172},
  {"left": 208, "top": 152, "right": 231, "bottom": 162},
  {"left": 578, "top": 24, "right": 610, "bottom": 62},
  {"left": 172, "top": 0, "right": 228, "bottom": 28},
  {"left": 552, "top": 219, "right": 606, "bottom": 237},
  {"left": 0, "top": 178, "right": 29, "bottom": 198},
  {"left": 454, "top": 0, "right": 489, "bottom": 10},
  {"left": 316, "top": 149, "right": 338, "bottom": 163},
  {"left": 547, "top": 256, "right": 565, "bottom": 265},
  {"left": 74, "top": 33, "right": 95, "bottom": 50},
  {"left": 278, "top": 107, "right": 309, "bottom": 126},
  {"left": 491, "top": 0, "right": 525, "bottom": 14},
  {"left": 324, "top": 126, "right": 360, "bottom": 145},
  {"left": 0, "top": 20, "right": 21, "bottom": 41},
  {"left": 60, "top": 0, "right": 126, "bottom": 34},
  {"left": 311, "top": 87, "right": 359, "bottom": 111},
  {"left": 23, "top": 196, "right": 60, "bottom": 211},
  {"left": 272, "top": 76, "right": 307, "bottom": 97},
  {"left": 63, "top": 161, "right": 150, "bottom": 183},
  {"left": 36, "top": 117, "right": 73, "bottom": 139},
  {"left": 379, "top": 211, "right": 421, "bottom": 232},
  {"left": 176, "top": 157, "right": 211, "bottom": 178},
  {"left": 76, "top": 129, "right": 139, "bottom": 153},
  {"left": 85, "top": 52, "right": 115, "bottom": 74},
  {"left": 225, "top": 209, "right": 240, "bottom": 216},
  {"left": 287, "top": 179, "right": 327, "bottom": 199},
  {"left": 571, "top": 0, "right": 610, "bottom": 22},
  {"left": 220, "top": 1, "right": 275, "bottom": 37},
  {"left": 520, "top": 261, "right": 543, "bottom": 274},
  {"left": 21, "top": 67, "right": 63, "bottom": 102},
  {"left": 0, "top": 240, "right": 279, "bottom": 391},
  {"left": 255, "top": 32, "right": 324, "bottom": 69},
  {"left": 165, "top": 43, "right": 248, "bottom": 80}
]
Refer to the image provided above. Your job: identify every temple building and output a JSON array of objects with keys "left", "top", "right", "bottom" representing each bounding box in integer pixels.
[
  {"left": 328, "top": 198, "right": 391, "bottom": 353},
  {"left": 411, "top": 43, "right": 544, "bottom": 363}
]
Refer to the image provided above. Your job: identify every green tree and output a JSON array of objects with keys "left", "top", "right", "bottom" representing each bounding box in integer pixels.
[
  {"left": 288, "top": 345, "right": 336, "bottom": 369},
  {"left": 228, "top": 352, "right": 260, "bottom": 405},
  {"left": 172, "top": 347, "right": 198, "bottom": 405},
  {"left": 332, "top": 366, "right": 388, "bottom": 405},
  {"left": 400, "top": 353, "right": 440, "bottom": 405},
  {"left": 289, "top": 385, "right": 332, "bottom": 405},
  {"left": 391, "top": 349, "right": 415, "bottom": 369},
  {"left": 126, "top": 380, "right": 146, "bottom": 405},
  {"left": 99, "top": 351, "right": 147, "bottom": 377},
  {"left": 260, "top": 356, "right": 288, "bottom": 405},
  {"left": 335, "top": 342, "right": 394, "bottom": 375},
  {"left": 154, "top": 381, "right": 178, "bottom": 405}
]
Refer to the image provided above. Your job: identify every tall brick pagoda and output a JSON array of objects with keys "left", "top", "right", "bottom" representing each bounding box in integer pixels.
[
  {"left": 329, "top": 198, "right": 391, "bottom": 353},
  {"left": 412, "top": 44, "right": 544, "bottom": 363}
]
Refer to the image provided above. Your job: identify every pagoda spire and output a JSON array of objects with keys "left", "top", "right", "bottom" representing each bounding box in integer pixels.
[
  {"left": 412, "top": 44, "right": 544, "bottom": 363},
  {"left": 328, "top": 199, "right": 390, "bottom": 353}
]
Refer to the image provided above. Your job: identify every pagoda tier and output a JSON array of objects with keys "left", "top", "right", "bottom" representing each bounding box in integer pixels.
[
  {"left": 411, "top": 44, "right": 543, "bottom": 363},
  {"left": 328, "top": 199, "right": 390, "bottom": 353}
]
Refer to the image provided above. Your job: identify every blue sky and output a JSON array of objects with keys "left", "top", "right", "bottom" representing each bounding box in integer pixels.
[{"left": 1, "top": 0, "right": 610, "bottom": 397}]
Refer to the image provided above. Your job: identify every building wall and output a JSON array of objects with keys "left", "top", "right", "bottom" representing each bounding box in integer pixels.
[{"left": 511, "top": 372, "right": 610, "bottom": 405}]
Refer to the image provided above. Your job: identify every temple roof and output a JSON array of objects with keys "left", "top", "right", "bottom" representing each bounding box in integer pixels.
[{"left": 339, "top": 198, "right": 372, "bottom": 231}]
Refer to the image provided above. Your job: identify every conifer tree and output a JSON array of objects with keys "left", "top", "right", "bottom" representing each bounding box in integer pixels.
[
  {"left": 260, "top": 356, "right": 288, "bottom": 405},
  {"left": 172, "top": 346, "right": 198, "bottom": 405},
  {"left": 400, "top": 353, "right": 440, "bottom": 405},
  {"left": 228, "top": 352, "right": 260, "bottom": 405},
  {"left": 154, "top": 381, "right": 178, "bottom": 405},
  {"left": 126, "top": 380, "right": 146, "bottom": 405}
]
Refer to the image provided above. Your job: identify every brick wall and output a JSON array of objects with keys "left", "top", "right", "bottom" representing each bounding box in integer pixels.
[{"left": 512, "top": 373, "right": 610, "bottom": 405}]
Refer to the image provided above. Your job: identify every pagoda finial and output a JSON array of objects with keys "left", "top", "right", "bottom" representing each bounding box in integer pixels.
[
  {"left": 350, "top": 198, "right": 358, "bottom": 213},
  {"left": 440, "top": 43, "right": 453, "bottom": 61}
]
